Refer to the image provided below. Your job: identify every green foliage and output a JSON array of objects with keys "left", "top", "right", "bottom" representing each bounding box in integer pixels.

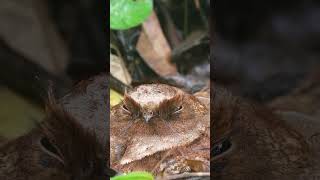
[
  {"left": 110, "top": 89, "right": 123, "bottom": 107},
  {"left": 110, "top": 0, "right": 153, "bottom": 30},
  {"left": 111, "top": 171, "right": 154, "bottom": 180}
]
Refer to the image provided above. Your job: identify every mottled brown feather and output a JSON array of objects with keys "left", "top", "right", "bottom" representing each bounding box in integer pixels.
[
  {"left": 123, "top": 93, "right": 142, "bottom": 118},
  {"left": 158, "top": 93, "right": 183, "bottom": 120}
]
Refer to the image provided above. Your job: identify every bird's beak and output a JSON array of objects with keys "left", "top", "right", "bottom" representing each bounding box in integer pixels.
[{"left": 143, "top": 114, "right": 153, "bottom": 123}]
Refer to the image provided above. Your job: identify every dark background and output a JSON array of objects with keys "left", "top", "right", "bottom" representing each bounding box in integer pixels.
[{"left": 212, "top": 0, "right": 320, "bottom": 102}]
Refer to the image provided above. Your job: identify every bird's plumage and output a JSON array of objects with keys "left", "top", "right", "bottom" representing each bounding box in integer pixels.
[{"left": 111, "top": 84, "right": 210, "bottom": 174}]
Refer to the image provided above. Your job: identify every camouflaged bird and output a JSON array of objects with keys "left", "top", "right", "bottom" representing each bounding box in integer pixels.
[
  {"left": 0, "top": 74, "right": 115, "bottom": 180},
  {"left": 268, "top": 70, "right": 320, "bottom": 178},
  {"left": 110, "top": 84, "right": 210, "bottom": 175},
  {"left": 212, "top": 81, "right": 320, "bottom": 180}
]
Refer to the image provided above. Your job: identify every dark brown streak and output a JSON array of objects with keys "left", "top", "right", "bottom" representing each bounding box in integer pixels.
[
  {"left": 123, "top": 94, "right": 142, "bottom": 118},
  {"left": 158, "top": 93, "right": 184, "bottom": 120}
]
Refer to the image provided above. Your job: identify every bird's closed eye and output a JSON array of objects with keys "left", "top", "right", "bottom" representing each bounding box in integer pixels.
[
  {"left": 173, "top": 105, "right": 183, "bottom": 114},
  {"left": 122, "top": 104, "right": 130, "bottom": 113},
  {"left": 39, "top": 137, "right": 65, "bottom": 166},
  {"left": 213, "top": 139, "right": 231, "bottom": 157},
  {"left": 122, "top": 104, "right": 141, "bottom": 118}
]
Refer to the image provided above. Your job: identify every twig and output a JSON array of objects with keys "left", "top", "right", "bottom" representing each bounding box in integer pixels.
[{"left": 161, "top": 172, "right": 210, "bottom": 180}]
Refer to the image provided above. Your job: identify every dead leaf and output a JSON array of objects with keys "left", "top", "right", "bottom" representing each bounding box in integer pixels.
[
  {"left": 0, "top": 0, "right": 69, "bottom": 74},
  {"left": 110, "top": 44, "right": 132, "bottom": 85},
  {"left": 137, "top": 11, "right": 177, "bottom": 77},
  {"left": 194, "top": 0, "right": 201, "bottom": 10},
  {"left": 184, "top": 159, "right": 207, "bottom": 172}
]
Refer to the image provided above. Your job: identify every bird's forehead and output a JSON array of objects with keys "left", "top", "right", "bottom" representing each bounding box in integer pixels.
[{"left": 129, "top": 84, "right": 176, "bottom": 107}]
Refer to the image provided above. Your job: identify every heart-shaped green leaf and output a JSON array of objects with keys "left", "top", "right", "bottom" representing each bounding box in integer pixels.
[{"left": 110, "top": 0, "right": 153, "bottom": 30}]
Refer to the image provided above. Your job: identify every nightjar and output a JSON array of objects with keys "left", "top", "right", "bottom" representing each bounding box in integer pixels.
[
  {"left": 212, "top": 83, "right": 318, "bottom": 180},
  {"left": 110, "top": 83, "right": 210, "bottom": 175}
]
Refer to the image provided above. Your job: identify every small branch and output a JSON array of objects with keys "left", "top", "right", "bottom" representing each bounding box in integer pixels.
[{"left": 161, "top": 172, "right": 210, "bottom": 180}]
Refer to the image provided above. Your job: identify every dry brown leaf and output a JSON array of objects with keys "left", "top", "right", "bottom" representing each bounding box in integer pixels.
[
  {"left": 137, "top": 11, "right": 177, "bottom": 77},
  {"left": 0, "top": 0, "right": 69, "bottom": 74},
  {"left": 110, "top": 45, "right": 132, "bottom": 85},
  {"left": 185, "top": 158, "right": 209, "bottom": 172},
  {"left": 194, "top": 0, "right": 201, "bottom": 10}
]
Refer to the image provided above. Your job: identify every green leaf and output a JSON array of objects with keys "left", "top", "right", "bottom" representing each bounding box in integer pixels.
[
  {"left": 110, "top": 0, "right": 153, "bottom": 30},
  {"left": 111, "top": 171, "right": 154, "bottom": 180},
  {"left": 110, "top": 89, "right": 123, "bottom": 107}
]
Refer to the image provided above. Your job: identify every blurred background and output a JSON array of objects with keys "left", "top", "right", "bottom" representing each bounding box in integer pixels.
[
  {"left": 0, "top": 0, "right": 106, "bottom": 139},
  {"left": 212, "top": 0, "right": 320, "bottom": 102}
]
